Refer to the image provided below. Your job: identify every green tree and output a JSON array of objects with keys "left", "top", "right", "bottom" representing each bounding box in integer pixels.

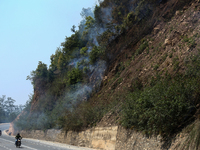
[
  {"left": 4, "top": 97, "right": 15, "bottom": 115},
  {"left": 85, "top": 16, "right": 95, "bottom": 30},
  {"left": 35, "top": 61, "right": 48, "bottom": 78},
  {"left": 0, "top": 95, "right": 23, "bottom": 122},
  {"left": 61, "top": 32, "right": 82, "bottom": 56},
  {"left": 81, "top": 16, "right": 96, "bottom": 42},
  {"left": 57, "top": 53, "right": 67, "bottom": 71},
  {"left": 27, "top": 61, "right": 49, "bottom": 87},
  {"left": 0, "top": 95, "right": 6, "bottom": 122},
  {"left": 67, "top": 67, "right": 83, "bottom": 85},
  {"left": 49, "top": 47, "right": 62, "bottom": 72},
  {"left": 94, "top": 5, "right": 103, "bottom": 27},
  {"left": 89, "top": 46, "right": 100, "bottom": 64}
]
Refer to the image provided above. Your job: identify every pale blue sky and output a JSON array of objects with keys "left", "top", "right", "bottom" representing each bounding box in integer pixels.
[{"left": 0, "top": 0, "right": 97, "bottom": 105}]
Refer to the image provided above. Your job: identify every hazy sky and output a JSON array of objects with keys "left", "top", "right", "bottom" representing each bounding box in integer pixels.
[{"left": 0, "top": 0, "right": 97, "bottom": 105}]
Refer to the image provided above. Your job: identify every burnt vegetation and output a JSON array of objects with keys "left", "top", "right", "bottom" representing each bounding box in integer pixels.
[{"left": 15, "top": 0, "right": 200, "bottom": 143}]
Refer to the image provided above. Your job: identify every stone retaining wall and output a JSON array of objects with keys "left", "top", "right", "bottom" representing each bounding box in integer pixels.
[
  {"left": 9, "top": 125, "right": 184, "bottom": 150},
  {"left": 20, "top": 126, "right": 118, "bottom": 150}
]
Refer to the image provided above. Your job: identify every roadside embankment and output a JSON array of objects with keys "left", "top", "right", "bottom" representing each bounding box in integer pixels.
[
  {"left": 8, "top": 124, "right": 118, "bottom": 150},
  {"left": 7, "top": 123, "right": 192, "bottom": 150}
]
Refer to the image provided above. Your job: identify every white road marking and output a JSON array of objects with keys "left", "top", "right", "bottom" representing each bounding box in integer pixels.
[{"left": 0, "top": 138, "right": 38, "bottom": 150}]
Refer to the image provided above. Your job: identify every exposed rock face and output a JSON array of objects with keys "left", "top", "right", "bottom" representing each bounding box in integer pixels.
[
  {"left": 30, "top": 80, "right": 47, "bottom": 112},
  {"left": 7, "top": 122, "right": 16, "bottom": 136},
  {"left": 115, "top": 126, "right": 162, "bottom": 150}
]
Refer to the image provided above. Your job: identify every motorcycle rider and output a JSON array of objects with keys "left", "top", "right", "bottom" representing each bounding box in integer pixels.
[{"left": 15, "top": 133, "right": 22, "bottom": 145}]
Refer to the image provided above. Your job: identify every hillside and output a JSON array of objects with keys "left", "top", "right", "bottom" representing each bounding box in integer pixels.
[{"left": 12, "top": 0, "right": 200, "bottom": 149}]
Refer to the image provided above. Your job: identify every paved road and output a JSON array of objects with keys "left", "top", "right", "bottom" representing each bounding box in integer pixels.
[{"left": 0, "top": 123, "right": 93, "bottom": 150}]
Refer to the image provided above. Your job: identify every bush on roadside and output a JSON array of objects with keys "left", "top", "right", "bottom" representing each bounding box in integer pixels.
[{"left": 121, "top": 75, "right": 198, "bottom": 136}]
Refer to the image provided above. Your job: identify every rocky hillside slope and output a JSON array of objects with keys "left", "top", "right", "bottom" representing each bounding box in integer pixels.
[
  {"left": 89, "top": 0, "right": 200, "bottom": 149},
  {"left": 11, "top": 0, "right": 200, "bottom": 149},
  {"left": 93, "top": 0, "right": 200, "bottom": 126}
]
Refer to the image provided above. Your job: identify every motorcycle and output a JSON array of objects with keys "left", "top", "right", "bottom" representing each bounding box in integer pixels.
[{"left": 15, "top": 137, "right": 22, "bottom": 148}]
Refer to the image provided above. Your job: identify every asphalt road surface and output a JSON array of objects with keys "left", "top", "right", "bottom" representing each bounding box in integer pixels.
[{"left": 0, "top": 123, "right": 94, "bottom": 150}]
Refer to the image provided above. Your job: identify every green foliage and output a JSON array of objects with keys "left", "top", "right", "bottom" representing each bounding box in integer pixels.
[
  {"left": 108, "top": 0, "right": 132, "bottom": 24},
  {"left": 169, "top": 52, "right": 173, "bottom": 58},
  {"left": 89, "top": 46, "right": 104, "bottom": 64},
  {"left": 121, "top": 77, "right": 194, "bottom": 136},
  {"left": 89, "top": 46, "right": 99, "bottom": 64},
  {"left": 61, "top": 32, "right": 86, "bottom": 58},
  {"left": 49, "top": 48, "right": 62, "bottom": 72},
  {"left": 94, "top": 5, "right": 103, "bottom": 27},
  {"left": 182, "top": 36, "right": 196, "bottom": 48},
  {"left": 58, "top": 102, "right": 104, "bottom": 131},
  {"left": 27, "top": 61, "right": 49, "bottom": 87},
  {"left": 67, "top": 67, "right": 83, "bottom": 85},
  {"left": 80, "top": 47, "right": 88, "bottom": 56},
  {"left": 185, "top": 54, "right": 200, "bottom": 78},
  {"left": 131, "top": 77, "right": 143, "bottom": 91},
  {"left": 119, "top": 53, "right": 200, "bottom": 137},
  {"left": 35, "top": 61, "right": 48, "bottom": 78},
  {"left": 0, "top": 95, "right": 23, "bottom": 123},
  {"left": 112, "top": 5, "right": 126, "bottom": 24},
  {"left": 57, "top": 53, "right": 67, "bottom": 71},
  {"left": 124, "top": 12, "right": 137, "bottom": 27},
  {"left": 135, "top": 40, "right": 149, "bottom": 56},
  {"left": 153, "top": 64, "right": 159, "bottom": 70},
  {"left": 85, "top": 16, "right": 95, "bottom": 30},
  {"left": 97, "top": 29, "right": 116, "bottom": 46},
  {"left": 172, "top": 57, "right": 179, "bottom": 71},
  {"left": 81, "top": 15, "right": 97, "bottom": 43}
]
